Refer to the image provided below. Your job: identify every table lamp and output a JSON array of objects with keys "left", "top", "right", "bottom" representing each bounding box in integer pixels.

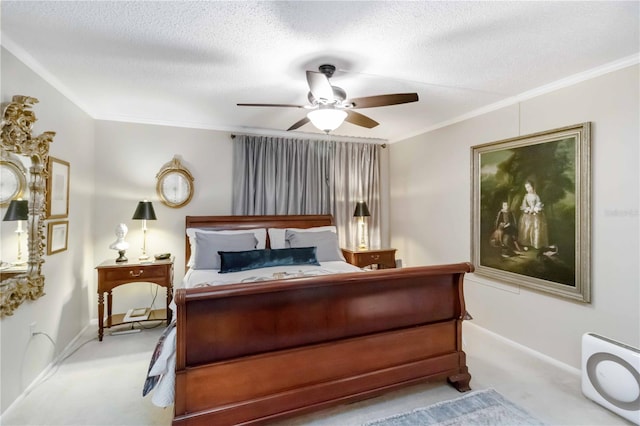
[
  {"left": 132, "top": 200, "right": 156, "bottom": 261},
  {"left": 353, "top": 201, "right": 370, "bottom": 250},
  {"left": 3, "top": 199, "right": 29, "bottom": 265}
]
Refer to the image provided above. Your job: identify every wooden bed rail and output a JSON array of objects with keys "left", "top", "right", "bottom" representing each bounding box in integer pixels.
[{"left": 173, "top": 262, "right": 474, "bottom": 425}]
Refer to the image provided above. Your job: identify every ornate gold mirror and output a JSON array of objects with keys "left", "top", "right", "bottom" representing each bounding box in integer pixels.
[
  {"left": 1, "top": 95, "right": 55, "bottom": 317},
  {"left": 156, "top": 156, "right": 194, "bottom": 208}
]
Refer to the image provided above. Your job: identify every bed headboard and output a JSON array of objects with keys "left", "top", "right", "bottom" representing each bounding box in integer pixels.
[{"left": 184, "top": 215, "right": 335, "bottom": 270}]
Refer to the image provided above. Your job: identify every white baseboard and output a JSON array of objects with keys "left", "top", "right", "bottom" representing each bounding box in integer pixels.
[
  {"left": 464, "top": 321, "right": 581, "bottom": 377},
  {"left": 0, "top": 322, "right": 94, "bottom": 419}
]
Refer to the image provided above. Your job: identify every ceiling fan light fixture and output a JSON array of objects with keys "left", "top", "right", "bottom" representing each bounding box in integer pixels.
[
  {"left": 307, "top": 108, "right": 347, "bottom": 133},
  {"left": 239, "top": 64, "right": 419, "bottom": 133}
]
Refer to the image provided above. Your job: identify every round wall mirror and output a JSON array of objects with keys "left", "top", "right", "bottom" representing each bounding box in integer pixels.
[
  {"left": 0, "top": 152, "right": 27, "bottom": 207},
  {"left": 156, "top": 156, "right": 194, "bottom": 208}
]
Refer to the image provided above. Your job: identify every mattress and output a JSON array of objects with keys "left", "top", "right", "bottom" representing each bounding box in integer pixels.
[{"left": 182, "top": 260, "right": 362, "bottom": 288}]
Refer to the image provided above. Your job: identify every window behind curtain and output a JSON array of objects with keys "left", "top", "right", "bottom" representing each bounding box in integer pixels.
[{"left": 232, "top": 135, "right": 381, "bottom": 248}]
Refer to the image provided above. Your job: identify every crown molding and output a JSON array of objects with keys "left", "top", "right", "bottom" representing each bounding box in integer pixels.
[
  {"left": 390, "top": 52, "right": 640, "bottom": 143},
  {"left": 1, "top": 35, "right": 97, "bottom": 117},
  {"left": 3, "top": 34, "right": 386, "bottom": 145},
  {"left": 3, "top": 32, "right": 636, "bottom": 145},
  {"left": 95, "top": 114, "right": 388, "bottom": 145}
]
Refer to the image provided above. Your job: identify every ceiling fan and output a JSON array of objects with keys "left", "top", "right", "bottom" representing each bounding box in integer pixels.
[{"left": 237, "top": 64, "right": 419, "bottom": 133}]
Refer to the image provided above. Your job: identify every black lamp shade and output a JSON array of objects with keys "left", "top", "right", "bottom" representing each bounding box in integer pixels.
[
  {"left": 3, "top": 199, "right": 28, "bottom": 221},
  {"left": 353, "top": 201, "right": 370, "bottom": 217},
  {"left": 132, "top": 201, "right": 157, "bottom": 220}
]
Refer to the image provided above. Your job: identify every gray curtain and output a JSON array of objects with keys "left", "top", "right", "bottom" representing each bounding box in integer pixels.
[
  {"left": 232, "top": 135, "right": 381, "bottom": 248},
  {"left": 331, "top": 141, "right": 380, "bottom": 248}
]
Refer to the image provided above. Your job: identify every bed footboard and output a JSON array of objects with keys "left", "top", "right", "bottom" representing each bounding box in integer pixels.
[{"left": 173, "top": 262, "right": 473, "bottom": 426}]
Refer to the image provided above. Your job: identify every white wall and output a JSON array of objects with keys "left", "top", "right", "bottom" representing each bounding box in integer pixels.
[
  {"left": 92, "top": 121, "right": 234, "bottom": 316},
  {"left": 389, "top": 64, "right": 640, "bottom": 368},
  {"left": 1, "top": 48, "right": 95, "bottom": 413},
  {"left": 0, "top": 49, "right": 236, "bottom": 413}
]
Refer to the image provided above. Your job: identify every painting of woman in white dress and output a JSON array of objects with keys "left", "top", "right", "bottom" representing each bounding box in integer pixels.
[
  {"left": 518, "top": 181, "right": 548, "bottom": 249},
  {"left": 476, "top": 135, "right": 578, "bottom": 286},
  {"left": 472, "top": 122, "right": 591, "bottom": 302}
]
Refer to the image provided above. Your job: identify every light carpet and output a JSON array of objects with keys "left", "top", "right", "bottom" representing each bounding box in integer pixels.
[{"left": 363, "top": 389, "right": 545, "bottom": 426}]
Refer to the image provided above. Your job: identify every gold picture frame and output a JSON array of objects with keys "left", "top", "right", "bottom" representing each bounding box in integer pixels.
[
  {"left": 47, "top": 220, "right": 68, "bottom": 255},
  {"left": 46, "top": 156, "right": 70, "bottom": 219},
  {"left": 471, "top": 122, "right": 591, "bottom": 302},
  {"left": 1, "top": 95, "right": 55, "bottom": 317}
]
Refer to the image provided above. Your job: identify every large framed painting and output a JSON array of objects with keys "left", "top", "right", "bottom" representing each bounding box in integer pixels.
[{"left": 471, "top": 123, "right": 591, "bottom": 302}]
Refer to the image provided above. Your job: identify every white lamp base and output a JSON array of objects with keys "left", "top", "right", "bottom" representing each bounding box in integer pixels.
[{"left": 357, "top": 217, "right": 368, "bottom": 251}]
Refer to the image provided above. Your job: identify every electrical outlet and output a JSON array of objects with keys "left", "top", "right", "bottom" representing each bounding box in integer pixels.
[{"left": 29, "top": 322, "right": 36, "bottom": 336}]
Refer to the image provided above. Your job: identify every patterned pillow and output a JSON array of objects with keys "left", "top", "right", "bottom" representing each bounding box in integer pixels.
[{"left": 142, "top": 321, "right": 176, "bottom": 397}]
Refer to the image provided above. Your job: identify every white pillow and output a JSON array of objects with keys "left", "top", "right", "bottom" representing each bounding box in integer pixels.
[
  {"left": 268, "top": 226, "right": 337, "bottom": 249},
  {"left": 187, "top": 228, "right": 267, "bottom": 267},
  {"left": 192, "top": 232, "right": 257, "bottom": 270},
  {"left": 285, "top": 230, "right": 346, "bottom": 262}
]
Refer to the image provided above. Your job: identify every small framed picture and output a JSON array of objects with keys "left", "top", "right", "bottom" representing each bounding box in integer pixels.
[
  {"left": 46, "top": 156, "right": 70, "bottom": 219},
  {"left": 47, "top": 221, "right": 69, "bottom": 255}
]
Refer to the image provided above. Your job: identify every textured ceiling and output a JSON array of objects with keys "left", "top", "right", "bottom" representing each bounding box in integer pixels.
[{"left": 1, "top": 1, "right": 638, "bottom": 142}]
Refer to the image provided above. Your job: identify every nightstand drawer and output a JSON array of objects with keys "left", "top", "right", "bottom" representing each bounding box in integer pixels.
[
  {"left": 341, "top": 248, "right": 397, "bottom": 269},
  {"left": 102, "top": 264, "right": 166, "bottom": 282},
  {"left": 360, "top": 252, "right": 394, "bottom": 265}
]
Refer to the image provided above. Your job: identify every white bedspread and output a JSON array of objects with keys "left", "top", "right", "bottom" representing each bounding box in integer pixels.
[
  {"left": 145, "top": 261, "right": 362, "bottom": 407},
  {"left": 183, "top": 260, "right": 362, "bottom": 288}
]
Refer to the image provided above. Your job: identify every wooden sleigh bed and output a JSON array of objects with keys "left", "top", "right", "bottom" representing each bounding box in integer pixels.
[{"left": 173, "top": 215, "right": 473, "bottom": 425}]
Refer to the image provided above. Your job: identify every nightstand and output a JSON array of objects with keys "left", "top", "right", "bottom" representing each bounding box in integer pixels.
[
  {"left": 95, "top": 257, "right": 174, "bottom": 341},
  {"left": 341, "top": 248, "right": 397, "bottom": 269}
]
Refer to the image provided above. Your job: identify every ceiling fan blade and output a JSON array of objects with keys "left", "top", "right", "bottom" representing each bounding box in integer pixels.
[
  {"left": 306, "top": 71, "right": 334, "bottom": 102},
  {"left": 345, "top": 110, "right": 379, "bottom": 129},
  {"left": 237, "top": 103, "right": 305, "bottom": 108},
  {"left": 287, "top": 116, "right": 310, "bottom": 131},
  {"left": 348, "top": 93, "right": 419, "bottom": 109}
]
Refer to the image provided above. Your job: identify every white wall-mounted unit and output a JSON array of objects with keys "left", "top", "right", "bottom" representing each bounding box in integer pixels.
[{"left": 582, "top": 333, "right": 640, "bottom": 425}]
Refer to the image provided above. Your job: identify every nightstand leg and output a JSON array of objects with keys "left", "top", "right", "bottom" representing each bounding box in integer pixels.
[
  {"left": 107, "top": 291, "right": 113, "bottom": 328},
  {"left": 98, "top": 293, "right": 104, "bottom": 342}
]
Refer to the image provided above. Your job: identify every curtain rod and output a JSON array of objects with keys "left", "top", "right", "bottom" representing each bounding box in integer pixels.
[{"left": 230, "top": 133, "right": 386, "bottom": 148}]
